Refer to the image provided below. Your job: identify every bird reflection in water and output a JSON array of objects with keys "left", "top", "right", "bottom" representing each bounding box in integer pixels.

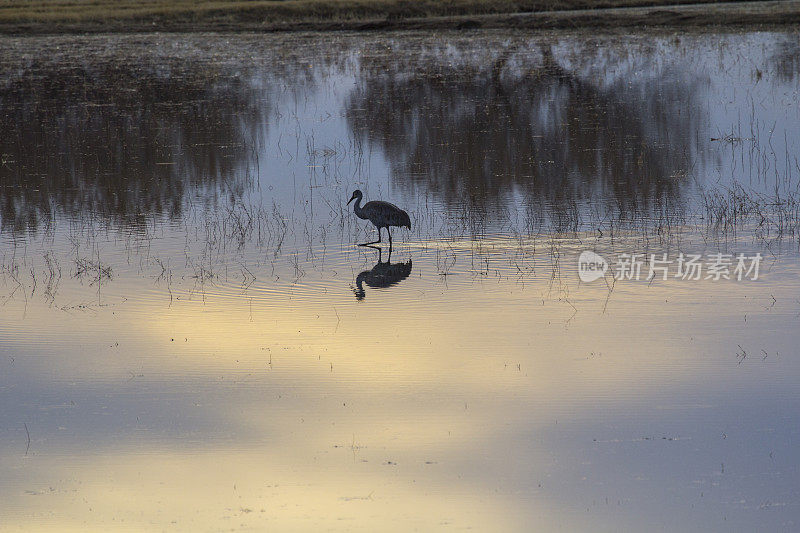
[{"left": 353, "top": 247, "right": 412, "bottom": 300}]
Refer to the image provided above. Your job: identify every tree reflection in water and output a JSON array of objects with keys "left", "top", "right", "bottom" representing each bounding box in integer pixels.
[
  {"left": 346, "top": 37, "right": 712, "bottom": 232},
  {"left": 0, "top": 51, "right": 269, "bottom": 233}
]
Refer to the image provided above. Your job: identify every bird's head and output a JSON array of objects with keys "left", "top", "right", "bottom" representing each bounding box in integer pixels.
[{"left": 347, "top": 190, "right": 362, "bottom": 205}]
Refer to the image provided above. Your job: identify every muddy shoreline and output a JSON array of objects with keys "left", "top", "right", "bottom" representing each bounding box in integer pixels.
[{"left": 1, "top": 0, "right": 798, "bottom": 35}]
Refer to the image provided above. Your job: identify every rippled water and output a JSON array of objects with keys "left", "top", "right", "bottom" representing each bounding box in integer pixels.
[{"left": 1, "top": 29, "right": 799, "bottom": 531}]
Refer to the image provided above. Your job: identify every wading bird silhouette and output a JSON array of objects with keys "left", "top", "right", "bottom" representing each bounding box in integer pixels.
[{"left": 347, "top": 189, "right": 411, "bottom": 246}]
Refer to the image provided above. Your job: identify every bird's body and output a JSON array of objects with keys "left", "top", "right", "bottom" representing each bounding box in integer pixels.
[{"left": 347, "top": 190, "right": 410, "bottom": 246}]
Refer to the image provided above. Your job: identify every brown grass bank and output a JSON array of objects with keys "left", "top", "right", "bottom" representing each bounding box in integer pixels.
[{"left": 0, "top": 0, "right": 798, "bottom": 34}]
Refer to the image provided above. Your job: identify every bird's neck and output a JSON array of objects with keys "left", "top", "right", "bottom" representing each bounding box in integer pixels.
[{"left": 353, "top": 197, "right": 365, "bottom": 218}]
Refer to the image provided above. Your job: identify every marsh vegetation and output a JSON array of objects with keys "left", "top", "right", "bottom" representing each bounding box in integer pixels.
[{"left": 2, "top": 0, "right": 795, "bottom": 34}]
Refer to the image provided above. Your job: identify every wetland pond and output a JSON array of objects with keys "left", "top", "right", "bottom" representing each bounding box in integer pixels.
[{"left": 1, "top": 29, "right": 799, "bottom": 531}]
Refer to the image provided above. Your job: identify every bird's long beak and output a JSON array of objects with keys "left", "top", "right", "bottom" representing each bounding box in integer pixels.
[{"left": 347, "top": 195, "right": 355, "bottom": 205}]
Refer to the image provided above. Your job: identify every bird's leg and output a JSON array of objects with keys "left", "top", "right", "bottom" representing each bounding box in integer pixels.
[
  {"left": 387, "top": 227, "right": 393, "bottom": 245},
  {"left": 360, "top": 227, "right": 382, "bottom": 246}
]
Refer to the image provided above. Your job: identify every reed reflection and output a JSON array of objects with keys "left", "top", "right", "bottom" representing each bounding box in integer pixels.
[
  {"left": 346, "top": 39, "right": 709, "bottom": 228},
  {"left": 353, "top": 247, "right": 413, "bottom": 300},
  {"left": 770, "top": 35, "right": 800, "bottom": 83},
  {"left": 0, "top": 55, "right": 269, "bottom": 234}
]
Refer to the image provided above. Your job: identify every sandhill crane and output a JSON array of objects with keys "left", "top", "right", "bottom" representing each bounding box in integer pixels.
[{"left": 347, "top": 189, "right": 411, "bottom": 246}]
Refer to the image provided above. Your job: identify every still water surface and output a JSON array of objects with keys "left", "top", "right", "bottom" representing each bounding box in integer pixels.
[{"left": 0, "top": 29, "right": 799, "bottom": 531}]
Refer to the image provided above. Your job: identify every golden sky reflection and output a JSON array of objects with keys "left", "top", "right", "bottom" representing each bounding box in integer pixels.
[{"left": 2, "top": 243, "right": 798, "bottom": 531}]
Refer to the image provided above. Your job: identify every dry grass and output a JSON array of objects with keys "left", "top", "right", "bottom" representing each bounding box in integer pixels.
[{"left": 0, "top": 0, "right": 776, "bottom": 33}]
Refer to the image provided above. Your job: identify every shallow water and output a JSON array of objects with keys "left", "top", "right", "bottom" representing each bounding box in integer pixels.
[{"left": 0, "top": 29, "right": 799, "bottom": 531}]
